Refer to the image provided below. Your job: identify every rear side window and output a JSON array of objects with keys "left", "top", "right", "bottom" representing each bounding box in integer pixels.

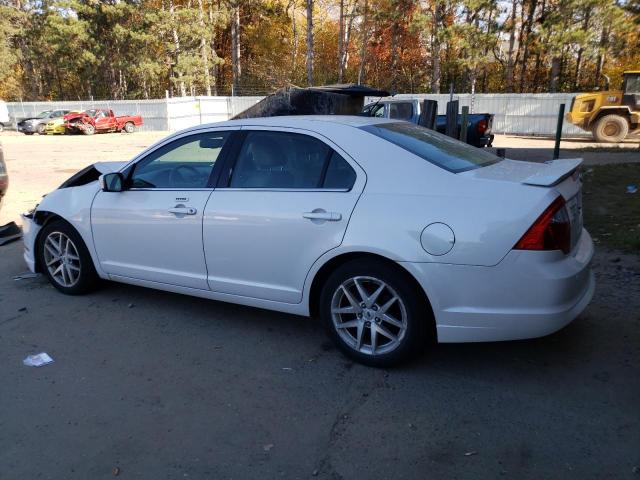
[
  {"left": 361, "top": 122, "right": 500, "bottom": 173},
  {"left": 229, "top": 131, "right": 356, "bottom": 190},
  {"left": 323, "top": 152, "right": 356, "bottom": 189}
]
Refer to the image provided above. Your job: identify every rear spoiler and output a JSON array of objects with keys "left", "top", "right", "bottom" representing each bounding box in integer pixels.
[{"left": 522, "top": 158, "right": 583, "bottom": 187}]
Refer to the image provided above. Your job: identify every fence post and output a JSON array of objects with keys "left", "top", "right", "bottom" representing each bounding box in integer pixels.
[
  {"left": 419, "top": 100, "right": 438, "bottom": 130},
  {"left": 445, "top": 100, "right": 459, "bottom": 138},
  {"left": 553, "top": 103, "right": 565, "bottom": 160},
  {"left": 459, "top": 105, "right": 469, "bottom": 143}
]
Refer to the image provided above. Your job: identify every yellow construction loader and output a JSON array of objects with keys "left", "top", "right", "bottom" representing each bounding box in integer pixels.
[{"left": 566, "top": 70, "right": 640, "bottom": 142}]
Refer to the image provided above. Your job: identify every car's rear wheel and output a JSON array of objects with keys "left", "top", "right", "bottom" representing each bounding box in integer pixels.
[
  {"left": 37, "top": 221, "right": 100, "bottom": 295},
  {"left": 319, "top": 259, "right": 431, "bottom": 367},
  {"left": 123, "top": 122, "right": 135, "bottom": 133}
]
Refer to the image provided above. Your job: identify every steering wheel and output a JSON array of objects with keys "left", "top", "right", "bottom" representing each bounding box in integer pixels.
[{"left": 169, "top": 164, "right": 202, "bottom": 187}]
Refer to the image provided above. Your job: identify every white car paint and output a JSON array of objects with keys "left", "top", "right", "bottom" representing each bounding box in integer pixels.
[{"left": 22, "top": 115, "right": 594, "bottom": 343}]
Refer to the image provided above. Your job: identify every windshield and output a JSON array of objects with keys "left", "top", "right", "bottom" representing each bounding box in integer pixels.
[
  {"left": 360, "top": 122, "right": 500, "bottom": 173},
  {"left": 36, "top": 110, "right": 53, "bottom": 119}
]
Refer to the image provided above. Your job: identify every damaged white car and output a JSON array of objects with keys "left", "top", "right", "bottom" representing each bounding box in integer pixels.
[{"left": 22, "top": 116, "right": 595, "bottom": 366}]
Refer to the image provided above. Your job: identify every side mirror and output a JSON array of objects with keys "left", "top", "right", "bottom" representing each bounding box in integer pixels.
[{"left": 100, "top": 172, "right": 125, "bottom": 192}]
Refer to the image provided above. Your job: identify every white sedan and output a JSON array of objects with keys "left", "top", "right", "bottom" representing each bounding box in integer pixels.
[{"left": 22, "top": 116, "right": 595, "bottom": 366}]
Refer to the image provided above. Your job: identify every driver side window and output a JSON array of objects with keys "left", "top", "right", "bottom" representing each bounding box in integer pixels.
[{"left": 131, "top": 131, "right": 230, "bottom": 189}]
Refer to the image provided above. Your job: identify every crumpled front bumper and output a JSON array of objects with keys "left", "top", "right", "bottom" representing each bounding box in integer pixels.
[{"left": 21, "top": 214, "right": 41, "bottom": 273}]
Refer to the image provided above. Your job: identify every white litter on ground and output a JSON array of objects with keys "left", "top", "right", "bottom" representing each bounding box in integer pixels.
[{"left": 23, "top": 352, "right": 54, "bottom": 367}]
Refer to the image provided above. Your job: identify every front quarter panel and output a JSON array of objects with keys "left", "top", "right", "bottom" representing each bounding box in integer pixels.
[{"left": 32, "top": 182, "right": 106, "bottom": 278}]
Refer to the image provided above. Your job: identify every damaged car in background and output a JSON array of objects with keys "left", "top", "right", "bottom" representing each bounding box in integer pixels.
[
  {"left": 64, "top": 108, "right": 143, "bottom": 135},
  {"left": 22, "top": 116, "right": 594, "bottom": 367}
]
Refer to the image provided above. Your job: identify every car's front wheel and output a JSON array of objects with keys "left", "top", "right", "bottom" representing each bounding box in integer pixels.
[
  {"left": 36, "top": 123, "right": 46, "bottom": 135},
  {"left": 320, "top": 259, "right": 431, "bottom": 367},
  {"left": 123, "top": 122, "right": 135, "bottom": 133},
  {"left": 37, "top": 220, "right": 100, "bottom": 295}
]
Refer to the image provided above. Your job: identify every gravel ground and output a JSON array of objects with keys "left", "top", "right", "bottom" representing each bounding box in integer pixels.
[
  {"left": 0, "top": 128, "right": 639, "bottom": 479},
  {"left": 1, "top": 241, "right": 639, "bottom": 479}
]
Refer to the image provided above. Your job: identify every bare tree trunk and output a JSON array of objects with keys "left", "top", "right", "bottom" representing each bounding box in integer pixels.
[
  {"left": 390, "top": 18, "right": 399, "bottom": 93},
  {"left": 505, "top": 0, "right": 517, "bottom": 92},
  {"left": 208, "top": 1, "right": 220, "bottom": 95},
  {"left": 518, "top": 0, "right": 536, "bottom": 92},
  {"left": 595, "top": 25, "right": 609, "bottom": 86},
  {"left": 338, "top": 0, "right": 344, "bottom": 82},
  {"left": 357, "top": 0, "right": 369, "bottom": 85},
  {"left": 290, "top": 0, "right": 299, "bottom": 78},
  {"left": 231, "top": 2, "right": 241, "bottom": 95},
  {"left": 198, "top": 0, "right": 212, "bottom": 95},
  {"left": 430, "top": 2, "right": 444, "bottom": 93},
  {"left": 169, "top": 0, "right": 187, "bottom": 97},
  {"left": 549, "top": 56, "right": 561, "bottom": 92},
  {"left": 306, "top": 0, "right": 314, "bottom": 86}
]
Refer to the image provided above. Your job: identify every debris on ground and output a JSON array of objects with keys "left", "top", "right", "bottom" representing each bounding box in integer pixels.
[
  {"left": 128, "top": 303, "right": 135, "bottom": 308},
  {"left": 13, "top": 272, "right": 39, "bottom": 280},
  {"left": 627, "top": 184, "right": 638, "bottom": 194},
  {"left": 464, "top": 451, "right": 478, "bottom": 456},
  {"left": 263, "top": 444, "right": 274, "bottom": 452},
  {"left": 23, "top": 352, "right": 54, "bottom": 367},
  {"left": 18, "top": 307, "right": 27, "bottom": 312},
  {"left": 112, "top": 467, "right": 121, "bottom": 476},
  {"left": 0, "top": 222, "right": 22, "bottom": 246}
]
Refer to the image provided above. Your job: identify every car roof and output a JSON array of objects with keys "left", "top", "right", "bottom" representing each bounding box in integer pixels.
[{"left": 181, "top": 115, "right": 397, "bottom": 134}]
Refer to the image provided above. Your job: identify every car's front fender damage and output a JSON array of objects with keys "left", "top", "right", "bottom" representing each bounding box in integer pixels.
[{"left": 22, "top": 162, "right": 115, "bottom": 278}]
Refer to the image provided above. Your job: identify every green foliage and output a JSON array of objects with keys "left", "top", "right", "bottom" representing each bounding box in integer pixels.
[{"left": 0, "top": 0, "right": 637, "bottom": 99}]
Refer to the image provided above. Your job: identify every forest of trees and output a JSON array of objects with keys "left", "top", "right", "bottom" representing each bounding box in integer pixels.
[{"left": 0, "top": 0, "right": 638, "bottom": 101}]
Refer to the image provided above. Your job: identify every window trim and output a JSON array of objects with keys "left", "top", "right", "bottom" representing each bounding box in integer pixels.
[{"left": 218, "top": 128, "right": 357, "bottom": 192}]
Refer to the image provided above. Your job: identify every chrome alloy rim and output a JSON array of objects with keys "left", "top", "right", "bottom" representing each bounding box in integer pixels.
[
  {"left": 43, "top": 232, "right": 81, "bottom": 287},
  {"left": 331, "top": 276, "right": 408, "bottom": 355}
]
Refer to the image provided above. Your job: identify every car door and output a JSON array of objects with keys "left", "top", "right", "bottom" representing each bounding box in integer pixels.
[
  {"left": 91, "top": 129, "right": 234, "bottom": 289},
  {"left": 202, "top": 128, "right": 365, "bottom": 303},
  {"left": 94, "top": 110, "right": 114, "bottom": 131}
]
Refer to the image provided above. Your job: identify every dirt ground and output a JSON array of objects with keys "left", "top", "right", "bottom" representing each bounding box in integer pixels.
[{"left": 0, "top": 130, "right": 638, "bottom": 226}]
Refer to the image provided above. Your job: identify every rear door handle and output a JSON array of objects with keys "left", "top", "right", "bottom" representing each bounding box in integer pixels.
[
  {"left": 168, "top": 206, "right": 197, "bottom": 215},
  {"left": 303, "top": 211, "right": 342, "bottom": 221}
]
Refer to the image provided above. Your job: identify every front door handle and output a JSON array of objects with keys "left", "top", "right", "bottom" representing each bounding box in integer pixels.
[
  {"left": 168, "top": 206, "right": 197, "bottom": 215},
  {"left": 303, "top": 210, "right": 342, "bottom": 222}
]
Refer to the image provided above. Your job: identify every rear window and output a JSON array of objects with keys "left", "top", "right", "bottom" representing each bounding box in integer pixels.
[{"left": 361, "top": 122, "right": 500, "bottom": 173}]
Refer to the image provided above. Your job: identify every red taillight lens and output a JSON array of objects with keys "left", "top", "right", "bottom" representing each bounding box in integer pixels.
[
  {"left": 476, "top": 119, "right": 488, "bottom": 135},
  {"left": 514, "top": 196, "right": 571, "bottom": 254}
]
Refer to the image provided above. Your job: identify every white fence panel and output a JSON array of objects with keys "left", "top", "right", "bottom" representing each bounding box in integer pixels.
[
  {"left": 373, "top": 93, "right": 585, "bottom": 136},
  {"left": 8, "top": 93, "right": 587, "bottom": 136}
]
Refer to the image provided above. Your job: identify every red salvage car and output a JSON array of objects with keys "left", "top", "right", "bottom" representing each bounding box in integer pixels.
[{"left": 64, "top": 109, "right": 143, "bottom": 135}]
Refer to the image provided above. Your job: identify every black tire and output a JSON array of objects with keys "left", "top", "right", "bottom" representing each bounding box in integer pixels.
[
  {"left": 83, "top": 124, "right": 95, "bottom": 135},
  {"left": 36, "top": 123, "right": 46, "bottom": 135},
  {"left": 592, "top": 114, "right": 629, "bottom": 143},
  {"left": 123, "top": 122, "right": 135, "bottom": 133},
  {"left": 319, "top": 258, "right": 432, "bottom": 367},
  {"left": 37, "top": 220, "right": 100, "bottom": 295},
  {"left": 24, "top": 132, "right": 34, "bottom": 135}
]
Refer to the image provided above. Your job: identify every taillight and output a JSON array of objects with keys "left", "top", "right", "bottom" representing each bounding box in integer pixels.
[
  {"left": 476, "top": 119, "right": 488, "bottom": 135},
  {"left": 514, "top": 196, "right": 571, "bottom": 254}
]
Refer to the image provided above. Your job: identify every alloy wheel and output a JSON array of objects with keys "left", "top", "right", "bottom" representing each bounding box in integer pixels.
[
  {"left": 43, "top": 231, "right": 81, "bottom": 287},
  {"left": 331, "top": 276, "right": 408, "bottom": 356}
]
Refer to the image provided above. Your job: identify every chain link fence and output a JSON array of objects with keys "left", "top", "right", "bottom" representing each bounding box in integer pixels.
[{"left": 6, "top": 93, "right": 585, "bottom": 136}]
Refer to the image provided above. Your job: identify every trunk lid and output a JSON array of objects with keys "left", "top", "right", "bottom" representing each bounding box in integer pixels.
[{"left": 461, "top": 158, "right": 584, "bottom": 253}]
